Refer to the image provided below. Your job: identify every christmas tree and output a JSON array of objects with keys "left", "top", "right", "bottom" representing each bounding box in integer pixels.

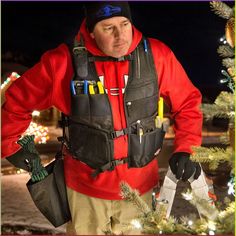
[{"left": 120, "top": 2, "right": 235, "bottom": 234}]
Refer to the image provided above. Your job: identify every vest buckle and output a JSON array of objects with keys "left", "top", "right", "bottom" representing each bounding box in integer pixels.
[
  {"left": 111, "top": 128, "right": 129, "bottom": 139},
  {"left": 73, "top": 46, "right": 86, "bottom": 55}
]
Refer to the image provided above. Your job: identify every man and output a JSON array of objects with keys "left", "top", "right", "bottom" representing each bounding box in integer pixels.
[{"left": 1, "top": 2, "right": 202, "bottom": 235}]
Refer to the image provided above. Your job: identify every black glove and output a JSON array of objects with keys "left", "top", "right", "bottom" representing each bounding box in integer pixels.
[
  {"left": 169, "top": 152, "right": 201, "bottom": 181},
  {"left": 6, "top": 135, "right": 48, "bottom": 182}
]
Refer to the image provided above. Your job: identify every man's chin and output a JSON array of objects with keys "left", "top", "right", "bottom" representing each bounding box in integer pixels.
[{"left": 111, "top": 49, "right": 129, "bottom": 58}]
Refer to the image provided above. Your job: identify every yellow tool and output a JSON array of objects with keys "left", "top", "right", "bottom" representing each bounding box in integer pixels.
[
  {"left": 97, "top": 81, "right": 104, "bottom": 94},
  {"left": 89, "top": 84, "right": 95, "bottom": 94},
  {"left": 158, "top": 97, "right": 164, "bottom": 120},
  {"left": 155, "top": 97, "right": 164, "bottom": 128}
]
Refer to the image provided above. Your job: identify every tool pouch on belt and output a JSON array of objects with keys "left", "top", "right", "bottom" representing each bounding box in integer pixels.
[
  {"left": 26, "top": 153, "right": 71, "bottom": 227},
  {"left": 128, "top": 114, "right": 166, "bottom": 168}
]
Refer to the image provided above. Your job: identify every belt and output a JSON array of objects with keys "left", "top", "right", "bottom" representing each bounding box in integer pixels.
[{"left": 91, "top": 158, "right": 128, "bottom": 178}]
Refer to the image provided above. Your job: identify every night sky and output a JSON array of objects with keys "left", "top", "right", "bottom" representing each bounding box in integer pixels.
[{"left": 2, "top": 1, "right": 234, "bottom": 100}]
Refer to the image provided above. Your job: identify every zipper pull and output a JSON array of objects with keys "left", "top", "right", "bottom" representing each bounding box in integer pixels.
[{"left": 126, "top": 101, "right": 132, "bottom": 116}]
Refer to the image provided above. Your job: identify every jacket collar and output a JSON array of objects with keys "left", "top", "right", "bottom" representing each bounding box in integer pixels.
[{"left": 76, "top": 19, "right": 143, "bottom": 57}]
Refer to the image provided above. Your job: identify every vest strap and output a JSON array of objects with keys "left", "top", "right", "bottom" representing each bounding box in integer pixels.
[
  {"left": 91, "top": 158, "right": 128, "bottom": 178},
  {"left": 110, "top": 128, "right": 129, "bottom": 139},
  {"left": 88, "top": 54, "right": 133, "bottom": 62}
]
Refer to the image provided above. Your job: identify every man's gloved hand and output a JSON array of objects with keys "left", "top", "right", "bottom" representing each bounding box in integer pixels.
[
  {"left": 169, "top": 152, "right": 201, "bottom": 181},
  {"left": 6, "top": 135, "right": 48, "bottom": 182}
]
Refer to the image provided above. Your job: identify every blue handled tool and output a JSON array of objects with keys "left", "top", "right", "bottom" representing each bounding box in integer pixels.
[
  {"left": 70, "top": 81, "right": 76, "bottom": 95},
  {"left": 83, "top": 80, "right": 88, "bottom": 94}
]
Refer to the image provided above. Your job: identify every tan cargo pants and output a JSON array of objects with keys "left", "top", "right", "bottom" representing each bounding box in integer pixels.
[{"left": 66, "top": 187, "right": 153, "bottom": 235}]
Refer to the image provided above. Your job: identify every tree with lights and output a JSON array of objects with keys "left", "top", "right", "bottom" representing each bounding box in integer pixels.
[
  {"left": 191, "top": 1, "right": 235, "bottom": 192},
  {"left": 119, "top": 2, "right": 235, "bottom": 235}
]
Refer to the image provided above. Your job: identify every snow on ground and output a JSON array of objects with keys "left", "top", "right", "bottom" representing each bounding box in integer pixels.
[{"left": 1, "top": 173, "right": 66, "bottom": 234}]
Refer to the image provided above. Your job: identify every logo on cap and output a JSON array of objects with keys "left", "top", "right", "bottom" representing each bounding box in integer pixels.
[{"left": 96, "top": 5, "right": 121, "bottom": 18}]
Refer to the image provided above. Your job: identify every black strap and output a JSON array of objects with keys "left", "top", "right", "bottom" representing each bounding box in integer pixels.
[
  {"left": 88, "top": 54, "right": 133, "bottom": 62},
  {"left": 57, "top": 113, "right": 69, "bottom": 151},
  {"left": 91, "top": 158, "right": 128, "bottom": 178},
  {"left": 110, "top": 128, "right": 129, "bottom": 139},
  {"left": 73, "top": 35, "right": 88, "bottom": 78}
]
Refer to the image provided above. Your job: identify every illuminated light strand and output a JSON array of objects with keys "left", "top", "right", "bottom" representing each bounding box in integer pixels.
[
  {"left": 1, "top": 72, "right": 20, "bottom": 89},
  {"left": 24, "top": 121, "right": 50, "bottom": 144}
]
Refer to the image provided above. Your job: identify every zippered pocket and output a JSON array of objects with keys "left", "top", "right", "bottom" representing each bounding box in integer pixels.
[{"left": 126, "top": 94, "right": 158, "bottom": 124}]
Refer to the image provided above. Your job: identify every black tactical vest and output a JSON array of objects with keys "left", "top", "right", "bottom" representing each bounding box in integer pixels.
[{"left": 64, "top": 36, "right": 165, "bottom": 177}]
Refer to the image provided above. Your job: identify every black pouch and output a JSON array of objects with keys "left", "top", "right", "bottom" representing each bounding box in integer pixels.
[
  {"left": 71, "top": 93, "right": 112, "bottom": 129},
  {"left": 26, "top": 158, "right": 71, "bottom": 227},
  {"left": 128, "top": 126, "right": 165, "bottom": 168},
  {"left": 68, "top": 123, "right": 113, "bottom": 169}
]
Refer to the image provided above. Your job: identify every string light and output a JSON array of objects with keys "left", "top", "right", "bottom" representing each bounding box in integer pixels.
[
  {"left": 227, "top": 176, "right": 235, "bottom": 196},
  {"left": 188, "top": 220, "right": 193, "bottom": 226},
  {"left": 182, "top": 191, "right": 193, "bottom": 201},
  {"left": 219, "top": 36, "right": 225, "bottom": 42},
  {"left": 24, "top": 122, "right": 49, "bottom": 144},
  {"left": 209, "top": 230, "right": 215, "bottom": 235},
  {"left": 130, "top": 219, "right": 142, "bottom": 229},
  {"left": 32, "top": 110, "right": 40, "bottom": 117},
  {"left": 1, "top": 72, "right": 20, "bottom": 89}
]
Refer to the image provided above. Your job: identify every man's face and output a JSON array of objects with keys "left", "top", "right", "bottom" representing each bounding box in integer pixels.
[{"left": 90, "top": 16, "right": 133, "bottom": 58}]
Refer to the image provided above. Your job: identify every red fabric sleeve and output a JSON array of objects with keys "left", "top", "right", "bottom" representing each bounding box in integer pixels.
[
  {"left": 1, "top": 52, "right": 54, "bottom": 158},
  {"left": 1, "top": 44, "right": 73, "bottom": 158},
  {"left": 149, "top": 38, "right": 203, "bottom": 154}
]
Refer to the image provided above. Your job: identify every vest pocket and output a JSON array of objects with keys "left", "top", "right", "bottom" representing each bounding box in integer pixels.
[
  {"left": 126, "top": 94, "right": 158, "bottom": 124},
  {"left": 71, "top": 94, "right": 112, "bottom": 130},
  {"left": 68, "top": 123, "right": 113, "bottom": 170},
  {"left": 71, "top": 94, "right": 90, "bottom": 116},
  {"left": 128, "top": 127, "right": 165, "bottom": 168}
]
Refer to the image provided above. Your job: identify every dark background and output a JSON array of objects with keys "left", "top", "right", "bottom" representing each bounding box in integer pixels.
[{"left": 2, "top": 1, "right": 234, "bottom": 101}]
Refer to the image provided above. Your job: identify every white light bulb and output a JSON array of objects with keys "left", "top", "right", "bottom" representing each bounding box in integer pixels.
[
  {"left": 188, "top": 220, "right": 193, "bottom": 226},
  {"left": 209, "top": 230, "right": 215, "bottom": 235},
  {"left": 130, "top": 219, "right": 142, "bottom": 229}
]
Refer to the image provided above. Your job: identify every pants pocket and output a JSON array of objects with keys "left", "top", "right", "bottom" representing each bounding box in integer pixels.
[{"left": 128, "top": 127, "right": 165, "bottom": 168}]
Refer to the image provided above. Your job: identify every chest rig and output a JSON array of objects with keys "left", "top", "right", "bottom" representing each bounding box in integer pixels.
[{"left": 63, "top": 36, "right": 165, "bottom": 177}]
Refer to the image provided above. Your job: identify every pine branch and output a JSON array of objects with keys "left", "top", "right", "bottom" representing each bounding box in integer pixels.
[
  {"left": 217, "top": 202, "right": 235, "bottom": 234},
  {"left": 215, "top": 91, "right": 234, "bottom": 108},
  {"left": 218, "top": 201, "right": 235, "bottom": 219},
  {"left": 217, "top": 45, "right": 235, "bottom": 58},
  {"left": 210, "top": 1, "right": 234, "bottom": 19},
  {"left": 201, "top": 91, "right": 235, "bottom": 120},
  {"left": 190, "top": 146, "right": 233, "bottom": 170},
  {"left": 201, "top": 104, "right": 234, "bottom": 120},
  {"left": 219, "top": 133, "right": 230, "bottom": 145},
  {"left": 222, "top": 58, "right": 235, "bottom": 69},
  {"left": 120, "top": 182, "right": 151, "bottom": 215},
  {"left": 119, "top": 183, "right": 235, "bottom": 235}
]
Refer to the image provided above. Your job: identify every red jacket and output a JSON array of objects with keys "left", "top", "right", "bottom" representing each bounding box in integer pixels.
[{"left": 1, "top": 20, "right": 202, "bottom": 199}]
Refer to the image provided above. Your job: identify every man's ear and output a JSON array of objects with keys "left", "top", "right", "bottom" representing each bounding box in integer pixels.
[{"left": 90, "top": 32, "right": 95, "bottom": 39}]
